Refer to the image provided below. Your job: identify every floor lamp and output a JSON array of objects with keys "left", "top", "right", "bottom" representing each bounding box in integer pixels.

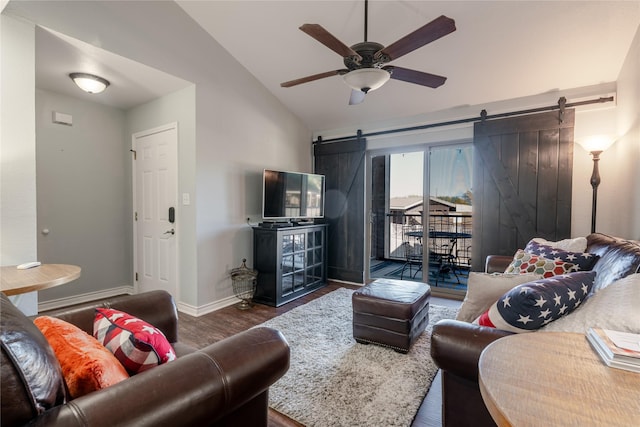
[{"left": 577, "top": 136, "right": 615, "bottom": 233}]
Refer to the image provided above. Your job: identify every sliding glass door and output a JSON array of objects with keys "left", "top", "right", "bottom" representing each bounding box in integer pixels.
[{"left": 368, "top": 144, "right": 472, "bottom": 295}]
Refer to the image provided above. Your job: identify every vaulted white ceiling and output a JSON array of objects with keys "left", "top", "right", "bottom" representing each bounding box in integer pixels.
[
  {"left": 176, "top": 1, "right": 639, "bottom": 131},
  {"left": 17, "top": 1, "right": 640, "bottom": 133}
]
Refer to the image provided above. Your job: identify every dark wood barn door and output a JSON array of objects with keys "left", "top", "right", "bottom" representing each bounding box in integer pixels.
[
  {"left": 314, "top": 138, "right": 366, "bottom": 283},
  {"left": 472, "top": 109, "right": 575, "bottom": 271}
]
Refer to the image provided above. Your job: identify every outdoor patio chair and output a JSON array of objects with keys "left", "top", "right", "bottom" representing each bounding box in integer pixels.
[
  {"left": 429, "top": 235, "right": 460, "bottom": 285},
  {"left": 400, "top": 224, "right": 423, "bottom": 279}
]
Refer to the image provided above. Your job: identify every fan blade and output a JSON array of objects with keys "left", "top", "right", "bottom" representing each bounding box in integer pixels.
[
  {"left": 384, "top": 66, "right": 447, "bottom": 88},
  {"left": 300, "top": 24, "right": 362, "bottom": 60},
  {"left": 377, "top": 15, "right": 455, "bottom": 62},
  {"left": 349, "top": 89, "right": 366, "bottom": 105},
  {"left": 281, "top": 69, "right": 348, "bottom": 88}
]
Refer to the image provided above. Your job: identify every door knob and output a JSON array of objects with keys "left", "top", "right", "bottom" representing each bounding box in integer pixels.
[{"left": 164, "top": 228, "right": 175, "bottom": 235}]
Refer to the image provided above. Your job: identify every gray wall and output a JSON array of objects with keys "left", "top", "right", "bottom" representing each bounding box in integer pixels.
[
  {"left": 126, "top": 86, "right": 197, "bottom": 305},
  {"left": 36, "top": 89, "right": 131, "bottom": 303},
  {"left": 1, "top": 15, "right": 38, "bottom": 314},
  {"left": 3, "top": 3, "right": 313, "bottom": 313},
  {"left": 35, "top": 85, "right": 200, "bottom": 308}
]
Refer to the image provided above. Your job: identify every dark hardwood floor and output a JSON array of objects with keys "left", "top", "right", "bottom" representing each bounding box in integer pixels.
[{"left": 177, "top": 282, "right": 460, "bottom": 427}]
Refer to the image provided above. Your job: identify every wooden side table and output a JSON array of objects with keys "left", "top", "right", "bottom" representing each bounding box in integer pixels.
[
  {"left": 1, "top": 264, "right": 81, "bottom": 295},
  {"left": 479, "top": 332, "right": 640, "bottom": 426}
]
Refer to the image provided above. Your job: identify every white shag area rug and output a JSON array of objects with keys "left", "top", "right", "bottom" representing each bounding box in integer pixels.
[{"left": 257, "top": 288, "right": 458, "bottom": 427}]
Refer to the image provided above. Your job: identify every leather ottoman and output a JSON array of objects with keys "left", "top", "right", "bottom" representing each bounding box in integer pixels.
[{"left": 352, "top": 278, "right": 431, "bottom": 353}]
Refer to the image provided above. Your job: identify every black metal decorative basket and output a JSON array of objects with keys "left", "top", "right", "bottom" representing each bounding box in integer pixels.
[{"left": 230, "top": 258, "right": 257, "bottom": 310}]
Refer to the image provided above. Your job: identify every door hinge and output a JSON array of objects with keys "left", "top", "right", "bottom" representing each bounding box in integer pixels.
[
  {"left": 134, "top": 212, "right": 138, "bottom": 221},
  {"left": 135, "top": 272, "right": 138, "bottom": 281}
]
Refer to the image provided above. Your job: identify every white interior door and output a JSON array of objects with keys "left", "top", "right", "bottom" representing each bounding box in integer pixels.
[{"left": 133, "top": 123, "right": 178, "bottom": 298}]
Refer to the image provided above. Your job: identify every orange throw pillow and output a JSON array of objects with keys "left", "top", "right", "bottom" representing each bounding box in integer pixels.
[{"left": 34, "top": 316, "right": 129, "bottom": 399}]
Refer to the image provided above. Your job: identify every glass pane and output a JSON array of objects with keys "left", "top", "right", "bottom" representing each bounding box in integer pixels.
[
  {"left": 282, "top": 254, "right": 294, "bottom": 274},
  {"left": 428, "top": 145, "right": 473, "bottom": 287},
  {"left": 308, "top": 231, "right": 315, "bottom": 247},
  {"left": 314, "top": 248, "right": 323, "bottom": 263},
  {"left": 306, "top": 267, "right": 316, "bottom": 283},
  {"left": 314, "top": 231, "right": 322, "bottom": 247},
  {"left": 307, "top": 249, "right": 314, "bottom": 265},
  {"left": 282, "top": 274, "right": 293, "bottom": 295},
  {"left": 294, "top": 271, "right": 304, "bottom": 289},
  {"left": 282, "top": 235, "right": 293, "bottom": 254},
  {"left": 294, "top": 233, "right": 305, "bottom": 251},
  {"left": 294, "top": 253, "right": 304, "bottom": 271},
  {"left": 307, "top": 267, "right": 321, "bottom": 283},
  {"left": 388, "top": 151, "right": 424, "bottom": 266}
]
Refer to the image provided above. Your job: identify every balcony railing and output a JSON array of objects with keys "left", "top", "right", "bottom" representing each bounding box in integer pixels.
[{"left": 386, "top": 213, "right": 472, "bottom": 269}]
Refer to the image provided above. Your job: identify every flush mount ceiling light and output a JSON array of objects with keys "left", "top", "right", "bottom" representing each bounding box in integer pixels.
[
  {"left": 69, "top": 72, "right": 110, "bottom": 94},
  {"left": 342, "top": 68, "right": 391, "bottom": 93}
]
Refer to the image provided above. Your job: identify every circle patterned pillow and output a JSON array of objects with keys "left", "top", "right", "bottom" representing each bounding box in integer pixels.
[{"left": 504, "top": 249, "right": 578, "bottom": 278}]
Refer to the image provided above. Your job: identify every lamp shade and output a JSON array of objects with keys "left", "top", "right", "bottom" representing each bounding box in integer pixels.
[
  {"left": 69, "top": 73, "right": 110, "bottom": 94},
  {"left": 576, "top": 134, "right": 616, "bottom": 153},
  {"left": 343, "top": 68, "right": 390, "bottom": 93}
]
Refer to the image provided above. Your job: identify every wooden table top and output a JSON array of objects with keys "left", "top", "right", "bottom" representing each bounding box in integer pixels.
[
  {"left": 1, "top": 264, "right": 81, "bottom": 296},
  {"left": 479, "top": 332, "right": 640, "bottom": 427}
]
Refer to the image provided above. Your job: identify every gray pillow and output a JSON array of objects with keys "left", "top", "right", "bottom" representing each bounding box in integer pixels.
[
  {"left": 531, "top": 236, "right": 587, "bottom": 253},
  {"left": 541, "top": 273, "right": 640, "bottom": 334},
  {"left": 456, "top": 272, "right": 543, "bottom": 322}
]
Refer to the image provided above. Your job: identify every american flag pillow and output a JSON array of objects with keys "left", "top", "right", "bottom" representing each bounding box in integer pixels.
[
  {"left": 474, "top": 271, "right": 596, "bottom": 333},
  {"left": 94, "top": 308, "right": 176, "bottom": 374},
  {"left": 524, "top": 240, "right": 599, "bottom": 272}
]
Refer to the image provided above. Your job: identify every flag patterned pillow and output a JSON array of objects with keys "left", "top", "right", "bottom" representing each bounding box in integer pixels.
[
  {"left": 94, "top": 308, "right": 176, "bottom": 374},
  {"left": 504, "top": 249, "right": 578, "bottom": 278},
  {"left": 524, "top": 240, "right": 599, "bottom": 272},
  {"left": 474, "top": 271, "right": 596, "bottom": 333}
]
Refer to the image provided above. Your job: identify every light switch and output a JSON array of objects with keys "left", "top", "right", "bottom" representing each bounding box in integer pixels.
[{"left": 182, "top": 193, "right": 190, "bottom": 205}]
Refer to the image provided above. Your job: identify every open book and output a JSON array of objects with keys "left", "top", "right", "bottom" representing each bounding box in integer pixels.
[{"left": 587, "top": 328, "right": 640, "bottom": 373}]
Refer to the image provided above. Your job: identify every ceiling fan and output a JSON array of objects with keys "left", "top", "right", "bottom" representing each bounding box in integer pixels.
[{"left": 280, "top": 0, "right": 456, "bottom": 105}]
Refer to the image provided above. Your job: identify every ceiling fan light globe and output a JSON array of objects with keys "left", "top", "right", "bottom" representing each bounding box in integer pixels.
[{"left": 343, "top": 68, "right": 390, "bottom": 93}]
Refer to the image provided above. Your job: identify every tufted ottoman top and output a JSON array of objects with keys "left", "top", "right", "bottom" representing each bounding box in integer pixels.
[{"left": 352, "top": 278, "right": 431, "bottom": 320}]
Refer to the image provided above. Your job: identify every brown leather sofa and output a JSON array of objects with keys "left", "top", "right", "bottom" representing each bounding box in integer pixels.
[
  {"left": 430, "top": 233, "right": 640, "bottom": 427},
  {"left": 1, "top": 290, "right": 290, "bottom": 427}
]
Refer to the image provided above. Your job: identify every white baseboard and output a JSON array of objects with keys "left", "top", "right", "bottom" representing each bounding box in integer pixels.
[
  {"left": 177, "top": 294, "right": 238, "bottom": 317},
  {"left": 38, "top": 286, "right": 135, "bottom": 312},
  {"left": 38, "top": 286, "right": 241, "bottom": 317}
]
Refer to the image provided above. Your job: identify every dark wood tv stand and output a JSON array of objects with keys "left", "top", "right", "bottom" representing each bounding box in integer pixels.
[{"left": 252, "top": 223, "right": 328, "bottom": 307}]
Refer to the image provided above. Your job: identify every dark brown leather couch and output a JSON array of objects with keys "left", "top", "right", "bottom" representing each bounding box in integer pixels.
[
  {"left": 1, "top": 290, "right": 290, "bottom": 427},
  {"left": 430, "top": 233, "right": 640, "bottom": 427}
]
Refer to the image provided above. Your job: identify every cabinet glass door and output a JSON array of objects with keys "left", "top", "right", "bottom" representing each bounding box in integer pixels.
[
  {"left": 305, "top": 229, "right": 324, "bottom": 285},
  {"left": 282, "top": 232, "right": 306, "bottom": 296}
]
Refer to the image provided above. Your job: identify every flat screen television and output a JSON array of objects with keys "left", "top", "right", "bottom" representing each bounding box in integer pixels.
[{"left": 262, "top": 169, "right": 325, "bottom": 220}]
